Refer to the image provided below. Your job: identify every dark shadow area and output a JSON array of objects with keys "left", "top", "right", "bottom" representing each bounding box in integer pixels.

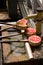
[
  {"left": 4, "top": 59, "right": 43, "bottom": 65},
  {"left": 0, "top": 0, "right": 6, "bottom": 9}
]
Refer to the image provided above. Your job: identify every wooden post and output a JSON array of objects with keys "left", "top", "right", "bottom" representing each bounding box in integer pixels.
[{"left": 36, "top": 7, "right": 43, "bottom": 35}]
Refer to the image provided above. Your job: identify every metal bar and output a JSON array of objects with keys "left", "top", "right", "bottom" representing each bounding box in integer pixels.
[
  {"left": 37, "top": 0, "right": 42, "bottom": 7},
  {"left": 18, "top": 2, "right": 27, "bottom": 17},
  {"left": 32, "top": 0, "right": 41, "bottom": 13},
  {"left": 0, "top": 26, "right": 14, "bottom": 32},
  {"left": 24, "top": 13, "right": 37, "bottom": 19},
  {"left": 0, "top": 33, "right": 20, "bottom": 39},
  {"left": 25, "top": 42, "right": 33, "bottom": 59},
  {"left": 21, "top": 30, "right": 33, "bottom": 59},
  {"left": 0, "top": 22, "right": 16, "bottom": 27},
  {"left": 0, "top": 40, "right": 28, "bottom": 43}
]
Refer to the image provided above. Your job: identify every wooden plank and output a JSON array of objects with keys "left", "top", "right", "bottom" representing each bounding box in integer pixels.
[
  {"left": 0, "top": 43, "right": 3, "bottom": 65},
  {"left": 1, "top": 25, "right": 29, "bottom": 64},
  {"left": 0, "top": 12, "right": 10, "bottom": 20},
  {"left": 0, "top": 26, "right": 3, "bottom": 65},
  {"left": 1, "top": 26, "right": 10, "bottom": 59}
]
